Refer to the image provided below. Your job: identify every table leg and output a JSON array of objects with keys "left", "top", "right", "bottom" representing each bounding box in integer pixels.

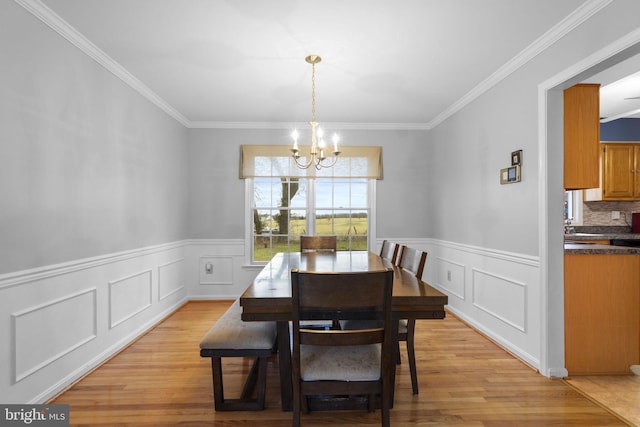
[{"left": 276, "top": 321, "right": 293, "bottom": 411}]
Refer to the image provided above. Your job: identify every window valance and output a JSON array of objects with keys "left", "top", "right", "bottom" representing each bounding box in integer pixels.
[{"left": 240, "top": 145, "right": 383, "bottom": 179}]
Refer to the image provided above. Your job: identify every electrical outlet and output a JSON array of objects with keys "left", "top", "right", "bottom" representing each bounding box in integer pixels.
[
  {"left": 205, "top": 262, "right": 213, "bottom": 274},
  {"left": 447, "top": 271, "right": 452, "bottom": 281},
  {"left": 611, "top": 211, "right": 621, "bottom": 220}
]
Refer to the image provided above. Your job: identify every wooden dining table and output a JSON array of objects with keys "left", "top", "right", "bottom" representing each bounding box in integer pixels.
[{"left": 239, "top": 250, "right": 448, "bottom": 411}]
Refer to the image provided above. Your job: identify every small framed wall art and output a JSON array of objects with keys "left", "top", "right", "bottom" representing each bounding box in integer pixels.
[{"left": 511, "top": 150, "right": 522, "bottom": 166}]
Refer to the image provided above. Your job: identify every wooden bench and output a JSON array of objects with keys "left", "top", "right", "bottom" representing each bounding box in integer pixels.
[{"left": 199, "top": 299, "right": 277, "bottom": 411}]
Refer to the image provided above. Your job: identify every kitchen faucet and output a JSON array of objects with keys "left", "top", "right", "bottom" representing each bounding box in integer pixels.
[{"left": 564, "top": 218, "right": 575, "bottom": 234}]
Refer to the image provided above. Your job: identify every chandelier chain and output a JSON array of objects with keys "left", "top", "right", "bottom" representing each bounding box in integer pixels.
[{"left": 311, "top": 61, "right": 316, "bottom": 123}]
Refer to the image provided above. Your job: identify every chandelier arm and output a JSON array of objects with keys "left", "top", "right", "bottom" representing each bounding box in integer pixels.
[
  {"left": 314, "top": 156, "right": 339, "bottom": 170},
  {"left": 293, "top": 156, "right": 314, "bottom": 169}
]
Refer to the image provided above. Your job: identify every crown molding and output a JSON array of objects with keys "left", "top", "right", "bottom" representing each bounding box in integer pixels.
[
  {"left": 187, "top": 121, "right": 431, "bottom": 131},
  {"left": 16, "top": 0, "right": 613, "bottom": 131},
  {"left": 425, "top": 0, "right": 614, "bottom": 129}
]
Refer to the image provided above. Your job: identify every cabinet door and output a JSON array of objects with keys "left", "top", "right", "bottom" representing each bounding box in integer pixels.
[
  {"left": 583, "top": 144, "right": 604, "bottom": 201},
  {"left": 603, "top": 143, "right": 635, "bottom": 200},
  {"left": 565, "top": 254, "right": 640, "bottom": 375},
  {"left": 634, "top": 145, "right": 640, "bottom": 198},
  {"left": 564, "top": 84, "right": 600, "bottom": 190}
]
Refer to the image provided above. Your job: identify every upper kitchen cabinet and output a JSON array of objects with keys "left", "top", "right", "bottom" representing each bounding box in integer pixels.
[
  {"left": 584, "top": 142, "right": 640, "bottom": 201},
  {"left": 564, "top": 84, "right": 600, "bottom": 190}
]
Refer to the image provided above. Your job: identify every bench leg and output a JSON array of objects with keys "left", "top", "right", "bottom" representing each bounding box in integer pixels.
[
  {"left": 240, "top": 357, "right": 261, "bottom": 400},
  {"left": 211, "top": 357, "right": 225, "bottom": 411},
  {"left": 210, "top": 356, "right": 268, "bottom": 411},
  {"left": 255, "top": 357, "right": 268, "bottom": 407}
]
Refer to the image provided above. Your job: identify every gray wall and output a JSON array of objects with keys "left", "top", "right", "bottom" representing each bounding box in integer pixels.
[
  {"left": 428, "top": 88, "right": 539, "bottom": 255},
  {"left": 0, "top": 2, "right": 189, "bottom": 274},
  {"left": 4, "top": 0, "right": 640, "bottom": 273},
  {"left": 187, "top": 128, "right": 431, "bottom": 239},
  {"left": 426, "top": 0, "right": 640, "bottom": 257}
]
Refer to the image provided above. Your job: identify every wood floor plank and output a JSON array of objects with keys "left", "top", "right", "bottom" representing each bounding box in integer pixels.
[{"left": 49, "top": 301, "right": 630, "bottom": 426}]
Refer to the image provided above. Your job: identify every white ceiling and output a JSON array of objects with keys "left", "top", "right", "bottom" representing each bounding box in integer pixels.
[
  {"left": 25, "top": 0, "right": 640, "bottom": 128},
  {"left": 586, "top": 53, "right": 640, "bottom": 122}
]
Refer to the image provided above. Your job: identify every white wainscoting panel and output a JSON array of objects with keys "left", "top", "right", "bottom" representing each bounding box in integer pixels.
[
  {"left": 424, "top": 238, "right": 541, "bottom": 371},
  {"left": 435, "top": 257, "right": 466, "bottom": 300},
  {"left": 198, "top": 256, "right": 233, "bottom": 285},
  {"left": 13, "top": 288, "right": 97, "bottom": 382},
  {"left": 109, "top": 270, "right": 153, "bottom": 329},
  {"left": 159, "top": 258, "right": 185, "bottom": 301},
  {"left": 186, "top": 239, "right": 259, "bottom": 299},
  {"left": 472, "top": 268, "right": 527, "bottom": 332},
  {"left": 0, "top": 241, "right": 187, "bottom": 404}
]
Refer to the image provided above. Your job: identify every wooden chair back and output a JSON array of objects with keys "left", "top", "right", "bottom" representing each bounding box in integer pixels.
[
  {"left": 290, "top": 268, "right": 394, "bottom": 426},
  {"left": 397, "top": 246, "right": 427, "bottom": 279},
  {"left": 379, "top": 240, "right": 399, "bottom": 264},
  {"left": 300, "top": 235, "right": 337, "bottom": 252}
]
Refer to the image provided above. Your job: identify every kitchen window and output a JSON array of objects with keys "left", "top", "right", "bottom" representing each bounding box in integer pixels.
[{"left": 564, "top": 190, "right": 582, "bottom": 226}]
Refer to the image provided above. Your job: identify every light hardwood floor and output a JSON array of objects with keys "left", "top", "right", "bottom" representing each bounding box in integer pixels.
[
  {"left": 50, "top": 301, "right": 631, "bottom": 426},
  {"left": 566, "top": 375, "right": 640, "bottom": 426}
]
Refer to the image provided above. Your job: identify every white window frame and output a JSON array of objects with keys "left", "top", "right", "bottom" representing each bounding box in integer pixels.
[
  {"left": 245, "top": 178, "right": 376, "bottom": 265},
  {"left": 564, "top": 190, "right": 583, "bottom": 226}
]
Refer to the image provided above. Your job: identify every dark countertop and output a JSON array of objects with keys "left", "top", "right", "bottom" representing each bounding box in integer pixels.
[
  {"left": 564, "top": 232, "right": 640, "bottom": 240},
  {"left": 564, "top": 243, "right": 640, "bottom": 254},
  {"left": 564, "top": 229, "right": 640, "bottom": 253}
]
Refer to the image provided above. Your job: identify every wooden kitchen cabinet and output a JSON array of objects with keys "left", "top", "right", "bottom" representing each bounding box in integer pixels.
[
  {"left": 564, "top": 254, "right": 639, "bottom": 375},
  {"left": 564, "top": 84, "right": 600, "bottom": 190},
  {"left": 585, "top": 142, "right": 640, "bottom": 201}
]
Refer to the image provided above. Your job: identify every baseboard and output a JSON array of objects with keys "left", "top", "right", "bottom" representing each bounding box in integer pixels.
[{"left": 189, "top": 295, "right": 238, "bottom": 301}]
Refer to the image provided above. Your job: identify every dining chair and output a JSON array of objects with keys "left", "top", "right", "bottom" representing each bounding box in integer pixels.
[
  {"left": 379, "top": 240, "right": 399, "bottom": 264},
  {"left": 395, "top": 245, "right": 427, "bottom": 395},
  {"left": 299, "top": 235, "right": 341, "bottom": 330},
  {"left": 343, "top": 243, "right": 426, "bottom": 394},
  {"left": 299, "top": 235, "right": 337, "bottom": 252},
  {"left": 290, "top": 268, "right": 394, "bottom": 427}
]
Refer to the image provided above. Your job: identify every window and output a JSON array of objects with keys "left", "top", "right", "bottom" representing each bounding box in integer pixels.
[
  {"left": 241, "top": 145, "right": 382, "bottom": 264},
  {"left": 249, "top": 177, "right": 373, "bottom": 262},
  {"left": 564, "top": 190, "right": 582, "bottom": 225}
]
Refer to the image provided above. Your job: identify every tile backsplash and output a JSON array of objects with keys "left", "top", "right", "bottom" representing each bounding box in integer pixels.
[{"left": 582, "top": 201, "right": 640, "bottom": 226}]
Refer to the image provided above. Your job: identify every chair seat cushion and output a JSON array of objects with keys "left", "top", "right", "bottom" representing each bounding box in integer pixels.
[
  {"left": 300, "top": 344, "right": 381, "bottom": 381},
  {"left": 199, "top": 300, "right": 276, "bottom": 350}
]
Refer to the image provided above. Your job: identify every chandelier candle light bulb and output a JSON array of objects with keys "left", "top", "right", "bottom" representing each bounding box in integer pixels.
[
  {"left": 292, "top": 129, "right": 299, "bottom": 151},
  {"left": 290, "top": 55, "right": 340, "bottom": 170}
]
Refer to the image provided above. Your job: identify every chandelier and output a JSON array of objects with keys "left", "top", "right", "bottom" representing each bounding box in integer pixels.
[{"left": 291, "top": 55, "right": 340, "bottom": 170}]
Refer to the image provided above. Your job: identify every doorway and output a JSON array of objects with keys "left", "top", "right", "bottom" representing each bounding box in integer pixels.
[{"left": 540, "top": 30, "right": 640, "bottom": 376}]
